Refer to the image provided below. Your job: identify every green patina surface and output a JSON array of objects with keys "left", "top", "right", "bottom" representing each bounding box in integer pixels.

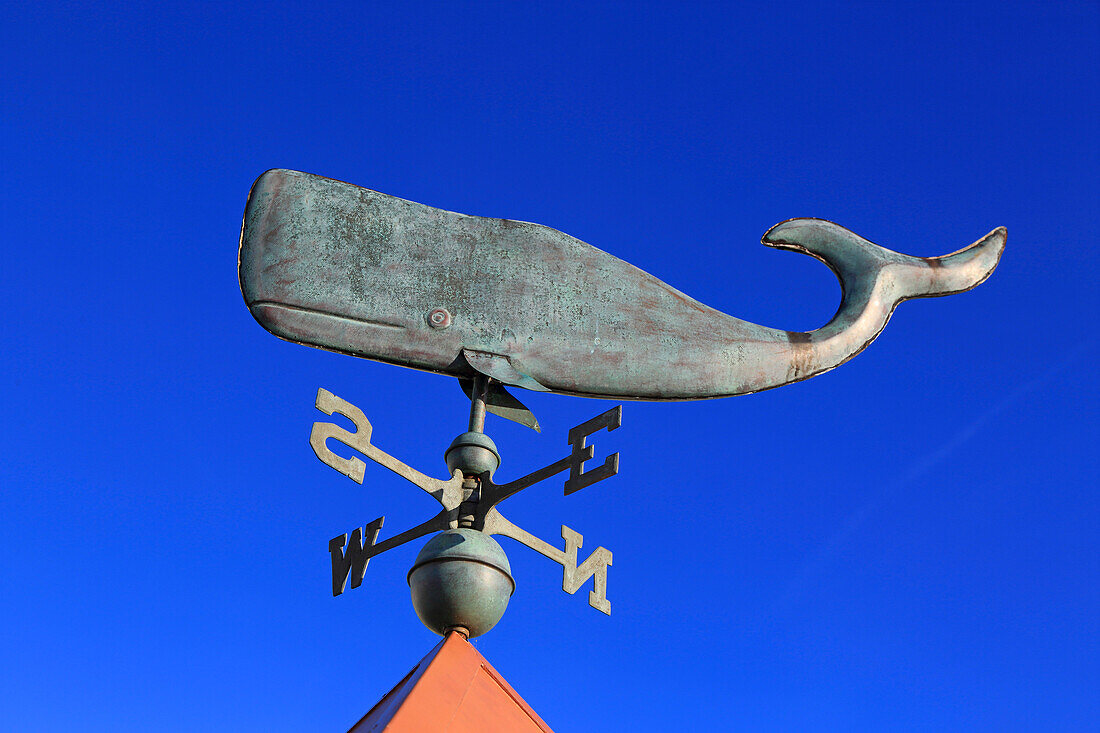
[{"left": 240, "top": 169, "right": 1004, "bottom": 401}]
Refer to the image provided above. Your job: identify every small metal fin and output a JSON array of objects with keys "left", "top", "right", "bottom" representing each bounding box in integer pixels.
[
  {"left": 459, "top": 378, "right": 541, "bottom": 432},
  {"left": 462, "top": 349, "right": 551, "bottom": 393}
]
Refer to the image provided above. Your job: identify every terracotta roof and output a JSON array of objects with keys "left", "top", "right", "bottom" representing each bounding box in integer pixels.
[{"left": 348, "top": 632, "right": 554, "bottom": 732}]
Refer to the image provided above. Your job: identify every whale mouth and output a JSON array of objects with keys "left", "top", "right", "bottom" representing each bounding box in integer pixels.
[
  {"left": 244, "top": 297, "right": 471, "bottom": 383},
  {"left": 245, "top": 300, "right": 433, "bottom": 368},
  {"left": 248, "top": 300, "right": 407, "bottom": 332}
]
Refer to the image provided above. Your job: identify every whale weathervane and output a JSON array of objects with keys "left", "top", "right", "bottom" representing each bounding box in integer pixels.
[
  {"left": 240, "top": 169, "right": 1004, "bottom": 427},
  {"left": 238, "top": 168, "right": 1004, "bottom": 634}
]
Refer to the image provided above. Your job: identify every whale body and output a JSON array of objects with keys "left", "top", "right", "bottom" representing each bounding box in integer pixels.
[{"left": 239, "top": 169, "right": 1004, "bottom": 403}]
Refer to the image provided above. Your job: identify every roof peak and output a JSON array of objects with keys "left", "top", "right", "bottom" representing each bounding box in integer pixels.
[{"left": 348, "top": 632, "right": 554, "bottom": 733}]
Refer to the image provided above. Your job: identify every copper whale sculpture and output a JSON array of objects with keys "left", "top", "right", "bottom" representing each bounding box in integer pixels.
[{"left": 240, "top": 169, "right": 1004, "bottom": 409}]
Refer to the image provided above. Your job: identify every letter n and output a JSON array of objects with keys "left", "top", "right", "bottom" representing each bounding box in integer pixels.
[{"left": 560, "top": 525, "right": 613, "bottom": 615}]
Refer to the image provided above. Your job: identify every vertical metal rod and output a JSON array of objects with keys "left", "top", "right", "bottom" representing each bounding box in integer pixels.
[
  {"left": 460, "top": 375, "right": 491, "bottom": 529},
  {"left": 468, "top": 375, "right": 489, "bottom": 433}
]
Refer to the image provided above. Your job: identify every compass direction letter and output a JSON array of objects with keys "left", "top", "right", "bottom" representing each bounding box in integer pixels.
[
  {"left": 311, "top": 388, "right": 373, "bottom": 484},
  {"left": 564, "top": 405, "right": 621, "bottom": 495},
  {"left": 329, "top": 517, "right": 385, "bottom": 596},
  {"left": 560, "top": 526, "right": 613, "bottom": 614}
]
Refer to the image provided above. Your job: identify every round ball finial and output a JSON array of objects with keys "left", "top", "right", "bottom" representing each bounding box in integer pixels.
[
  {"left": 444, "top": 431, "right": 500, "bottom": 478},
  {"left": 408, "top": 529, "right": 514, "bottom": 639}
]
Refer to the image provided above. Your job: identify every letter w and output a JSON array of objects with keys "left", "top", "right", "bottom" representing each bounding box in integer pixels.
[
  {"left": 329, "top": 518, "right": 384, "bottom": 596},
  {"left": 560, "top": 526, "right": 613, "bottom": 615}
]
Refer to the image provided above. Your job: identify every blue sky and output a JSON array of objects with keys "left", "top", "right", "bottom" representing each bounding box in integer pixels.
[{"left": 1, "top": 2, "right": 1097, "bottom": 730}]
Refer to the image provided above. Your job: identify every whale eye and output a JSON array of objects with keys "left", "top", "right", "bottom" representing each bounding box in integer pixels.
[{"left": 428, "top": 308, "right": 452, "bottom": 329}]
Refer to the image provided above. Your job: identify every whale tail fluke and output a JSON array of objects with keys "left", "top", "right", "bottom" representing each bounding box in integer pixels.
[
  {"left": 762, "top": 218, "right": 1006, "bottom": 302},
  {"left": 759, "top": 218, "right": 1005, "bottom": 377}
]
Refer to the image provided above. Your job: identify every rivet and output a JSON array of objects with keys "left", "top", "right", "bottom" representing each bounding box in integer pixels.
[{"left": 428, "top": 308, "right": 452, "bottom": 329}]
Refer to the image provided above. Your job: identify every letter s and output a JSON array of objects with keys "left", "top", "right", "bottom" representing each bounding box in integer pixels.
[{"left": 309, "top": 388, "right": 374, "bottom": 483}]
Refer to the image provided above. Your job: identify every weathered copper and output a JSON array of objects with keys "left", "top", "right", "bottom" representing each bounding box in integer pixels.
[
  {"left": 317, "top": 388, "right": 617, "bottom": 615},
  {"left": 239, "top": 169, "right": 1005, "bottom": 402},
  {"left": 407, "top": 529, "right": 514, "bottom": 639}
]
